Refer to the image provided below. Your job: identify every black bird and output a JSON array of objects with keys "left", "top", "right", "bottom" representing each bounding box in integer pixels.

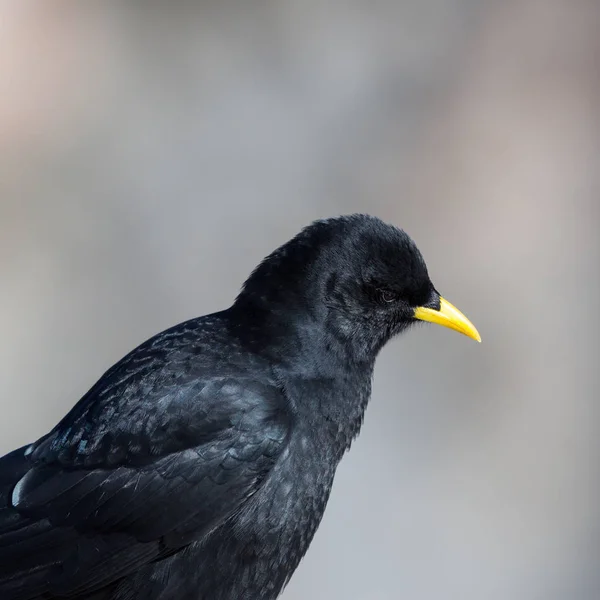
[{"left": 0, "top": 215, "right": 480, "bottom": 600}]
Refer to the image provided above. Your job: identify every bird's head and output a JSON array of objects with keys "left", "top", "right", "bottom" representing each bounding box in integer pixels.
[{"left": 235, "top": 214, "right": 480, "bottom": 361}]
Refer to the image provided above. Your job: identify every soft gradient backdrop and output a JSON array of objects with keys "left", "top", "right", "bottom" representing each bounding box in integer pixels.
[{"left": 1, "top": 2, "right": 599, "bottom": 599}]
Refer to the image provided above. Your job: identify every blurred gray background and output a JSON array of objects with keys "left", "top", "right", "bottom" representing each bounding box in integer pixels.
[{"left": 1, "top": 1, "right": 599, "bottom": 599}]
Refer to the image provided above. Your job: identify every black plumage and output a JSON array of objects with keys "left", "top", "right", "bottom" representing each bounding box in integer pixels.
[{"left": 0, "top": 214, "right": 479, "bottom": 600}]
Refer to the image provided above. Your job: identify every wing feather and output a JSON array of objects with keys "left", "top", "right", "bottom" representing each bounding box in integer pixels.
[{"left": 0, "top": 324, "right": 290, "bottom": 599}]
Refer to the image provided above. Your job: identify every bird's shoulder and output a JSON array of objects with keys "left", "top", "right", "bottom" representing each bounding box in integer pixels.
[{"left": 29, "top": 311, "right": 290, "bottom": 469}]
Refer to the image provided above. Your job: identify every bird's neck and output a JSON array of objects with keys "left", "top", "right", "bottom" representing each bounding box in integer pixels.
[
  {"left": 226, "top": 304, "right": 376, "bottom": 453},
  {"left": 277, "top": 358, "right": 374, "bottom": 457},
  {"left": 228, "top": 299, "right": 377, "bottom": 372}
]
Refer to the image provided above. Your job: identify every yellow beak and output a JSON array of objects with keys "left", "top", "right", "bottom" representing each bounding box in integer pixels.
[{"left": 414, "top": 297, "right": 481, "bottom": 342}]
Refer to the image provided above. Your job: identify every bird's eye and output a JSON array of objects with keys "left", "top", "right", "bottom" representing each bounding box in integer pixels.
[{"left": 378, "top": 289, "right": 397, "bottom": 303}]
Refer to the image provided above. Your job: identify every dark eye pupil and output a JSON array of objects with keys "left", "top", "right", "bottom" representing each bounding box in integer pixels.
[{"left": 379, "top": 289, "right": 396, "bottom": 303}]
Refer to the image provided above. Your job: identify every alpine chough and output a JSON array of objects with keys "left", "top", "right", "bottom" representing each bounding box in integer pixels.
[{"left": 0, "top": 214, "right": 480, "bottom": 600}]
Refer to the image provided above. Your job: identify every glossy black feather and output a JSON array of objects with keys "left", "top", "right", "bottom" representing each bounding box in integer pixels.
[{"left": 0, "top": 215, "right": 439, "bottom": 600}]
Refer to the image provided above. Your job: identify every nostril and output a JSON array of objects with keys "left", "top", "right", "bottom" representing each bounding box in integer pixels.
[{"left": 422, "top": 289, "right": 441, "bottom": 310}]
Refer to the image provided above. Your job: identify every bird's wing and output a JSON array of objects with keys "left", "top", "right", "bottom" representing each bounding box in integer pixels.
[{"left": 0, "top": 330, "right": 290, "bottom": 599}]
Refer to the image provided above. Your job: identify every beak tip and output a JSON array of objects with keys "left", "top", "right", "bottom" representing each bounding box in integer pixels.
[
  {"left": 461, "top": 323, "right": 481, "bottom": 343},
  {"left": 460, "top": 328, "right": 481, "bottom": 343},
  {"left": 469, "top": 328, "right": 482, "bottom": 343}
]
